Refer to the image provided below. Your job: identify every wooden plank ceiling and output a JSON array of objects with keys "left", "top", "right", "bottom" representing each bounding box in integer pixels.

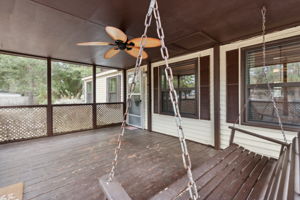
[{"left": 0, "top": 0, "right": 300, "bottom": 68}]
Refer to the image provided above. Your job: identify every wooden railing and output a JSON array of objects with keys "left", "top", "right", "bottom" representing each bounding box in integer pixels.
[{"left": 228, "top": 126, "right": 290, "bottom": 155}]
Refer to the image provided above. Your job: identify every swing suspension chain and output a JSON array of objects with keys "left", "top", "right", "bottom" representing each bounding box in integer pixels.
[
  {"left": 233, "top": 7, "right": 288, "bottom": 145},
  {"left": 233, "top": 6, "right": 267, "bottom": 128},
  {"left": 107, "top": 1, "right": 152, "bottom": 182},
  {"left": 107, "top": 0, "right": 199, "bottom": 199},
  {"left": 261, "top": 7, "right": 288, "bottom": 144},
  {"left": 152, "top": 2, "right": 199, "bottom": 199}
]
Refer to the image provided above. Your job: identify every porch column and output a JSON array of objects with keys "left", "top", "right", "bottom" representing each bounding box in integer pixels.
[
  {"left": 123, "top": 69, "right": 127, "bottom": 114},
  {"left": 147, "top": 62, "right": 152, "bottom": 132},
  {"left": 47, "top": 57, "right": 53, "bottom": 136},
  {"left": 213, "top": 46, "right": 221, "bottom": 149},
  {"left": 92, "top": 64, "right": 97, "bottom": 129}
]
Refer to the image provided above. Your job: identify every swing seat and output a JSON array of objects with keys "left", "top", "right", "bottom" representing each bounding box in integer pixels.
[
  {"left": 99, "top": 175, "right": 132, "bottom": 200},
  {"left": 99, "top": 128, "right": 300, "bottom": 200},
  {"left": 151, "top": 128, "right": 299, "bottom": 200}
]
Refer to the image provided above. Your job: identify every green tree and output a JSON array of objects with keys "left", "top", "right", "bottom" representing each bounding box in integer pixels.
[
  {"left": 51, "top": 62, "right": 92, "bottom": 103},
  {"left": 0, "top": 54, "right": 92, "bottom": 105},
  {"left": 0, "top": 54, "right": 47, "bottom": 104}
]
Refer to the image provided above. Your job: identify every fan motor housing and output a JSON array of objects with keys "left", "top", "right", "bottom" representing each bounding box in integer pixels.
[{"left": 115, "top": 40, "right": 134, "bottom": 50}]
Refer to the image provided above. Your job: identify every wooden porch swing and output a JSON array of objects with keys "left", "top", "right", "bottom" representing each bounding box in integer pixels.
[
  {"left": 99, "top": 2, "right": 300, "bottom": 200},
  {"left": 100, "top": 131, "right": 299, "bottom": 200}
]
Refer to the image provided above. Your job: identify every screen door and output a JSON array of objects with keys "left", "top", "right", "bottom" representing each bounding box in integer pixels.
[{"left": 127, "top": 71, "right": 143, "bottom": 128}]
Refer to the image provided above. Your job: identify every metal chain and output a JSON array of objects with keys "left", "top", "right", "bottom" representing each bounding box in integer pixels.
[
  {"left": 107, "top": 2, "right": 153, "bottom": 182},
  {"left": 233, "top": 6, "right": 288, "bottom": 145},
  {"left": 107, "top": 1, "right": 199, "bottom": 199},
  {"left": 261, "top": 7, "right": 288, "bottom": 144},
  {"left": 153, "top": 2, "right": 199, "bottom": 199}
]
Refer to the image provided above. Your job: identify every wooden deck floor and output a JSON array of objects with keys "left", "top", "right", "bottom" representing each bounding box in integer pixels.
[{"left": 0, "top": 126, "right": 219, "bottom": 200}]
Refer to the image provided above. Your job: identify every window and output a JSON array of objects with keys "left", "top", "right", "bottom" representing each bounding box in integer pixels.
[
  {"left": 51, "top": 61, "right": 92, "bottom": 104},
  {"left": 0, "top": 53, "right": 47, "bottom": 106},
  {"left": 128, "top": 73, "right": 140, "bottom": 93},
  {"left": 107, "top": 75, "right": 121, "bottom": 102},
  {"left": 244, "top": 38, "right": 300, "bottom": 128},
  {"left": 160, "top": 59, "right": 198, "bottom": 118},
  {"left": 95, "top": 68, "right": 123, "bottom": 103}
]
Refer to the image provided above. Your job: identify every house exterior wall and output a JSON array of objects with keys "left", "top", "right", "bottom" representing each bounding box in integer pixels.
[
  {"left": 95, "top": 70, "right": 123, "bottom": 103},
  {"left": 140, "top": 26, "right": 300, "bottom": 158},
  {"left": 82, "top": 70, "right": 124, "bottom": 103},
  {"left": 150, "top": 49, "right": 215, "bottom": 146},
  {"left": 219, "top": 26, "right": 300, "bottom": 158}
]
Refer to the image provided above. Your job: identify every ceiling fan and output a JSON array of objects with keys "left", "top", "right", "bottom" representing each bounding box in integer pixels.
[{"left": 77, "top": 26, "right": 161, "bottom": 59}]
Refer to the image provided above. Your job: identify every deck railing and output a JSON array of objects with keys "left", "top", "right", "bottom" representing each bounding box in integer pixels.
[
  {"left": 96, "top": 103, "right": 124, "bottom": 127},
  {"left": 0, "top": 102, "right": 124, "bottom": 143}
]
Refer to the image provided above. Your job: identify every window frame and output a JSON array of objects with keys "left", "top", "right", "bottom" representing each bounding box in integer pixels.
[
  {"left": 158, "top": 58, "right": 199, "bottom": 119},
  {"left": 106, "top": 75, "right": 121, "bottom": 103},
  {"left": 51, "top": 60, "right": 93, "bottom": 105},
  {"left": 241, "top": 36, "right": 300, "bottom": 131}
]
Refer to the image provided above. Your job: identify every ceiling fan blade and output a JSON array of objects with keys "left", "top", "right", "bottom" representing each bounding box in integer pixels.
[
  {"left": 104, "top": 48, "right": 120, "bottom": 59},
  {"left": 128, "top": 37, "right": 161, "bottom": 48},
  {"left": 125, "top": 47, "right": 148, "bottom": 59},
  {"left": 77, "top": 42, "right": 112, "bottom": 46},
  {"left": 105, "top": 26, "right": 127, "bottom": 43}
]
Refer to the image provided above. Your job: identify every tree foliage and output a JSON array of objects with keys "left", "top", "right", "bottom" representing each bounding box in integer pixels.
[
  {"left": 0, "top": 54, "right": 92, "bottom": 105},
  {"left": 0, "top": 54, "right": 47, "bottom": 104},
  {"left": 51, "top": 62, "right": 92, "bottom": 103}
]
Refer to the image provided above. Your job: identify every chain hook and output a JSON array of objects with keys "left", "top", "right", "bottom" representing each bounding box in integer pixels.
[{"left": 261, "top": 6, "right": 266, "bottom": 17}]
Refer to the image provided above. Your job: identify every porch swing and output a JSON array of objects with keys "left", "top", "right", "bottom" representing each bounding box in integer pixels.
[{"left": 99, "top": 1, "right": 299, "bottom": 200}]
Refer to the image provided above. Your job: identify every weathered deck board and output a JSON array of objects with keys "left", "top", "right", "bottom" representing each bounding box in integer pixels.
[{"left": 0, "top": 126, "right": 218, "bottom": 200}]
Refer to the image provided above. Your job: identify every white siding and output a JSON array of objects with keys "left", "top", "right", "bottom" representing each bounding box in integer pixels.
[
  {"left": 95, "top": 70, "right": 124, "bottom": 103},
  {"left": 82, "top": 70, "right": 124, "bottom": 103},
  {"left": 151, "top": 49, "right": 215, "bottom": 146},
  {"left": 126, "top": 26, "right": 300, "bottom": 158},
  {"left": 219, "top": 26, "right": 300, "bottom": 158}
]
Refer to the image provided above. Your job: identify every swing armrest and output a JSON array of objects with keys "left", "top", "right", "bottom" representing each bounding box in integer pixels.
[
  {"left": 99, "top": 175, "right": 132, "bottom": 200},
  {"left": 228, "top": 126, "right": 289, "bottom": 155}
]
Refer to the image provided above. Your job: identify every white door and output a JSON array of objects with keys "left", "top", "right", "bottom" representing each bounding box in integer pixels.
[{"left": 127, "top": 71, "right": 143, "bottom": 128}]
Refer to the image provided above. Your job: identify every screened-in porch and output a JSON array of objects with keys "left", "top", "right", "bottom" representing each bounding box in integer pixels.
[{"left": 0, "top": 0, "right": 300, "bottom": 200}]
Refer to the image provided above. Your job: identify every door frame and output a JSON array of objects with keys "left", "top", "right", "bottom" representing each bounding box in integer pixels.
[{"left": 127, "top": 70, "right": 145, "bottom": 128}]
